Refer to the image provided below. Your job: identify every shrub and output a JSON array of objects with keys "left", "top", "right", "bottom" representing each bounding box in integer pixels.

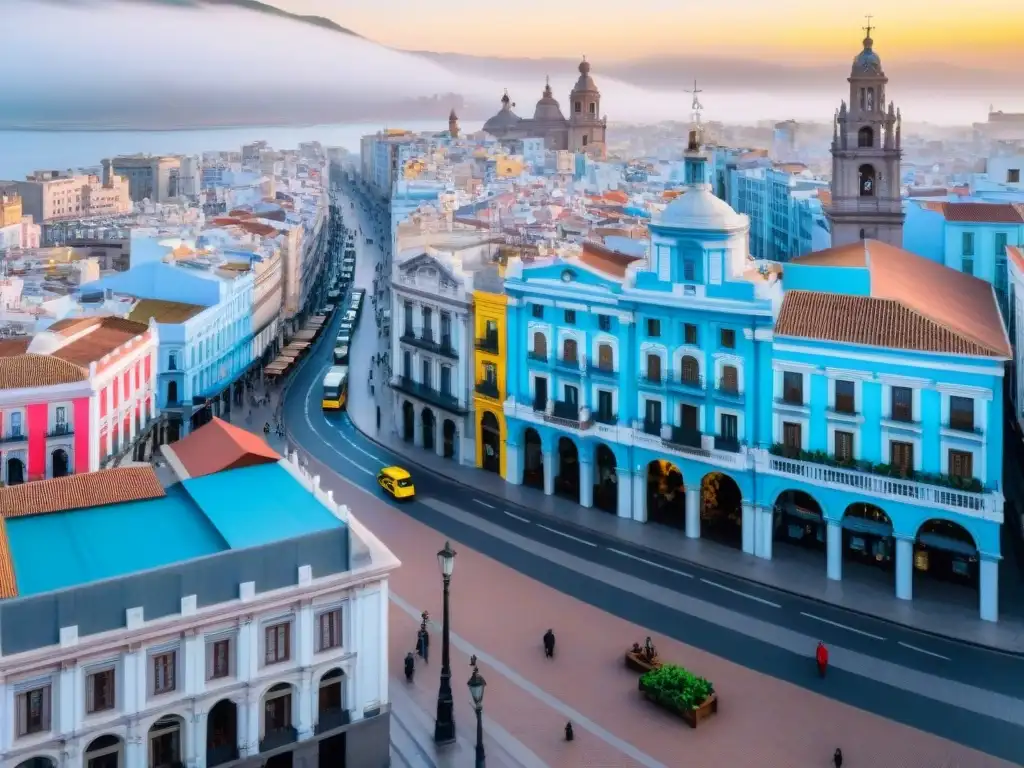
[{"left": 639, "top": 664, "right": 714, "bottom": 711}]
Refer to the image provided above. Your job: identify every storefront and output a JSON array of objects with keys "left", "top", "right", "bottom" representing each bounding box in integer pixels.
[
  {"left": 914, "top": 520, "right": 979, "bottom": 589},
  {"left": 774, "top": 491, "right": 825, "bottom": 551},
  {"left": 841, "top": 503, "right": 894, "bottom": 570}
]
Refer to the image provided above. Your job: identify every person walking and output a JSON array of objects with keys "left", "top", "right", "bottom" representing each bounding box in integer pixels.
[
  {"left": 816, "top": 641, "right": 829, "bottom": 678},
  {"left": 832, "top": 747, "right": 843, "bottom": 768},
  {"left": 543, "top": 629, "right": 556, "bottom": 658}
]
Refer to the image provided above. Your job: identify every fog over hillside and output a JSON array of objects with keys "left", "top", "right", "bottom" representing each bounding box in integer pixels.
[{"left": 2, "top": 0, "right": 1013, "bottom": 129}]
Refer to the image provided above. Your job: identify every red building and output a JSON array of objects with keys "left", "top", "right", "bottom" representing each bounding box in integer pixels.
[{"left": 0, "top": 316, "right": 158, "bottom": 484}]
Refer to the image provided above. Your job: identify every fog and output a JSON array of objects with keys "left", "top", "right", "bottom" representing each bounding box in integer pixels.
[{"left": 0, "top": 0, "right": 1004, "bottom": 127}]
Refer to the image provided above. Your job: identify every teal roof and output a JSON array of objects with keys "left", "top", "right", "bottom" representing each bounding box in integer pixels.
[
  {"left": 181, "top": 463, "right": 344, "bottom": 549},
  {"left": 6, "top": 484, "right": 229, "bottom": 597}
]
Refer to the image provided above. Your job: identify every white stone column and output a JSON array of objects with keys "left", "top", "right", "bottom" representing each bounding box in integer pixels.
[
  {"left": 579, "top": 460, "right": 594, "bottom": 508},
  {"left": 542, "top": 449, "right": 555, "bottom": 495},
  {"left": 435, "top": 419, "right": 445, "bottom": 458},
  {"left": 413, "top": 408, "right": 423, "bottom": 448},
  {"left": 242, "top": 693, "right": 260, "bottom": 756},
  {"left": 184, "top": 629, "right": 203, "bottom": 696},
  {"left": 58, "top": 662, "right": 76, "bottom": 737},
  {"left": 126, "top": 720, "right": 146, "bottom": 767},
  {"left": 684, "top": 488, "right": 700, "bottom": 539},
  {"left": 189, "top": 711, "right": 206, "bottom": 768},
  {"left": 506, "top": 441, "right": 522, "bottom": 485},
  {"left": 741, "top": 502, "right": 756, "bottom": 555},
  {"left": 895, "top": 537, "right": 913, "bottom": 601},
  {"left": 615, "top": 468, "right": 632, "bottom": 519},
  {"left": 826, "top": 520, "right": 843, "bottom": 581},
  {"left": 457, "top": 314, "right": 468, "bottom": 407},
  {"left": 632, "top": 471, "right": 647, "bottom": 523},
  {"left": 979, "top": 556, "right": 999, "bottom": 622},
  {"left": 297, "top": 670, "right": 314, "bottom": 739},
  {"left": 123, "top": 644, "right": 145, "bottom": 715},
  {"left": 298, "top": 601, "right": 314, "bottom": 668},
  {"left": 758, "top": 506, "right": 774, "bottom": 560}
]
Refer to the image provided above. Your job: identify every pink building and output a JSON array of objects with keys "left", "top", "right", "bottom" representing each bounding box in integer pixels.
[{"left": 0, "top": 316, "right": 158, "bottom": 484}]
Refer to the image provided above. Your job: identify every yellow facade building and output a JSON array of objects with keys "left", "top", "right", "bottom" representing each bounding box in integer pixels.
[
  {"left": 493, "top": 155, "right": 525, "bottom": 178},
  {"left": 0, "top": 192, "right": 23, "bottom": 228},
  {"left": 472, "top": 287, "right": 508, "bottom": 478}
]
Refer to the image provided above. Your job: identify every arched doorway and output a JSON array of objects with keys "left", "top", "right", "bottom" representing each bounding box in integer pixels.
[
  {"left": 915, "top": 519, "right": 979, "bottom": 590},
  {"left": 841, "top": 503, "right": 894, "bottom": 571},
  {"left": 647, "top": 460, "right": 685, "bottom": 529},
  {"left": 555, "top": 437, "right": 579, "bottom": 502},
  {"left": 51, "top": 449, "right": 69, "bottom": 479},
  {"left": 149, "top": 714, "right": 185, "bottom": 768},
  {"left": 6, "top": 457, "right": 24, "bottom": 486},
  {"left": 167, "top": 380, "right": 178, "bottom": 404},
  {"left": 261, "top": 683, "right": 296, "bottom": 754},
  {"left": 421, "top": 408, "right": 436, "bottom": 452},
  {"left": 206, "top": 699, "right": 239, "bottom": 767},
  {"left": 15, "top": 759, "right": 56, "bottom": 768},
  {"left": 84, "top": 735, "right": 122, "bottom": 768},
  {"left": 774, "top": 490, "right": 825, "bottom": 554},
  {"left": 401, "top": 401, "right": 414, "bottom": 442},
  {"left": 481, "top": 412, "right": 501, "bottom": 473},
  {"left": 522, "top": 428, "right": 544, "bottom": 490},
  {"left": 442, "top": 419, "right": 456, "bottom": 460},
  {"left": 318, "top": 668, "right": 348, "bottom": 732},
  {"left": 594, "top": 444, "right": 617, "bottom": 514},
  {"left": 700, "top": 472, "right": 743, "bottom": 547}
]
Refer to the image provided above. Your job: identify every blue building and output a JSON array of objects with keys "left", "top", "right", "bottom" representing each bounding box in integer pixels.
[{"left": 501, "top": 135, "right": 1010, "bottom": 621}]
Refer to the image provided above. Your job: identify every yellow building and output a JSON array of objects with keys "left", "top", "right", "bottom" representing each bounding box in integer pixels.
[
  {"left": 494, "top": 155, "right": 525, "bottom": 178},
  {"left": 472, "top": 287, "right": 508, "bottom": 478},
  {"left": 0, "top": 192, "right": 23, "bottom": 228}
]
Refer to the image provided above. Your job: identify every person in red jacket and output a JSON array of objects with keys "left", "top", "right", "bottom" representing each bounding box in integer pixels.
[{"left": 816, "top": 641, "right": 829, "bottom": 678}]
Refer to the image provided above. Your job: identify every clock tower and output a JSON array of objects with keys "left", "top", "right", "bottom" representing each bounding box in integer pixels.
[{"left": 826, "top": 21, "right": 904, "bottom": 247}]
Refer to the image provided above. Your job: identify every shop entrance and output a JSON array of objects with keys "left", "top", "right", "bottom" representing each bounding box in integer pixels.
[
  {"left": 481, "top": 412, "right": 501, "bottom": 473},
  {"left": 594, "top": 444, "right": 617, "bottom": 514},
  {"left": 647, "top": 460, "right": 685, "bottom": 529},
  {"left": 914, "top": 519, "right": 979, "bottom": 590},
  {"left": 556, "top": 437, "right": 580, "bottom": 502},
  {"left": 774, "top": 490, "right": 825, "bottom": 555},
  {"left": 841, "top": 503, "right": 894, "bottom": 572},
  {"left": 522, "top": 428, "right": 544, "bottom": 490},
  {"left": 700, "top": 472, "right": 743, "bottom": 547}
]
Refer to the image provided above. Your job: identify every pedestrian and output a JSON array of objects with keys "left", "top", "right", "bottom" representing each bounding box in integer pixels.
[
  {"left": 816, "top": 640, "right": 829, "bottom": 678},
  {"left": 543, "top": 629, "right": 555, "bottom": 658},
  {"left": 404, "top": 652, "right": 416, "bottom": 683},
  {"left": 564, "top": 722, "right": 574, "bottom": 742},
  {"left": 263, "top": 422, "right": 270, "bottom": 434},
  {"left": 832, "top": 748, "right": 843, "bottom": 768}
]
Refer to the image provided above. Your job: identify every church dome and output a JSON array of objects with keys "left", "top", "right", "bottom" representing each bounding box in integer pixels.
[
  {"left": 571, "top": 58, "right": 598, "bottom": 93},
  {"left": 658, "top": 189, "right": 747, "bottom": 231},
  {"left": 851, "top": 36, "right": 883, "bottom": 75},
  {"left": 533, "top": 79, "right": 565, "bottom": 122},
  {"left": 482, "top": 91, "right": 522, "bottom": 134}
]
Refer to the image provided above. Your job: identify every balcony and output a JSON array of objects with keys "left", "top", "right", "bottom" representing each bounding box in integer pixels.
[
  {"left": 315, "top": 708, "right": 352, "bottom": 735},
  {"left": 527, "top": 350, "right": 549, "bottom": 364},
  {"left": 205, "top": 746, "right": 239, "bottom": 768},
  {"left": 942, "top": 421, "right": 984, "bottom": 437},
  {"left": 670, "top": 374, "right": 705, "bottom": 394},
  {"left": 475, "top": 334, "right": 500, "bottom": 354},
  {"left": 475, "top": 380, "right": 500, "bottom": 399},
  {"left": 642, "top": 420, "right": 661, "bottom": 436},
  {"left": 0, "top": 431, "right": 26, "bottom": 444},
  {"left": 260, "top": 725, "right": 298, "bottom": 753},
  {"left": 639, "top": 374, "right": 664, "bottom": 388},
  {"left": 714, "top": 435, "right": 741, "bottom": 453},
  {"left": 47, "top": 424, "right": 74, "bottom": 439},
  {"left": 589, "top": 363, "right": 617, "bottom": 380},
  {"left": 401, "top": 332, "right": 458, "bottom": 360},
  {"left": 555, "top": 357, "right": 582, "bottom": 373},
  {"left": 532, "top": 396, "right": 547, "bottom": 412},
  {"left": 392, "top": 375, "right": 468, "bottom": 415},
  {"left": 714, "top": 382, "right": 744, "bottom": 403},
  {"left": 594, "top": 411, "right": 617, "bottom": 426},
  {"left": 764, "top": 445, "right": 994, "bottom": 516},
  {"left": 544, "top": 400, "right": 593, "bottom": 430},
  {"left": 667, "top": 426, "right": 702, "bottom": 449},
  {"left": 774, "top": 395, "right": 807, "bottom": 410}
]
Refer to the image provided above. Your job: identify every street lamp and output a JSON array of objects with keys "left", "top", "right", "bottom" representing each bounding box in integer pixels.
[
  {"left": 434, "top": 541, "right": 457, "bottom": 745},
  {"left": 467, "top": 657, "right": 486, "bottom": 768}
]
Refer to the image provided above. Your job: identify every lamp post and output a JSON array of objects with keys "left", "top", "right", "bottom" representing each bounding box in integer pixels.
[
  {"left": 467, "top": 656, "right": 487, "bottom": 768},
  {"left": 434, "top": 541, "right": 457, "bottom": 745}
]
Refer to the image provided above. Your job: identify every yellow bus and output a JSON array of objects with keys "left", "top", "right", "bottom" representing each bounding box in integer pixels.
[{"left": 322, "top": 366, "right": 349, "bottom": 410}]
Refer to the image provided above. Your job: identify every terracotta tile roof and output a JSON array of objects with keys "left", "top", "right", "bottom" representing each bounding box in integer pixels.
[
  {"left": 237, "top": 221, "right": 278, "bottom": 237},
  {"left": 52, "top": 317, "right": 149, "bottom": 367},
  {"left": 780, "top": 240, "right": 1010, "bottom": 358},
  {"left": 0, "top": 353, "right": 88, "bottom": 389},
  {"left": 938, "top": 202, "right": 1024, "bottom": 224},
  {"left": 167, "top": 417, "right": 280, "bottom": 479},
  {"left": 0, "top": 338, "right": 31, "bottom": 357},
  {"left": 578, "top": 241, "right": 642, "bottom": 278},
  {"left": 0, "top": 466, "right": 166, "bottom": 520},
  {"left": 0, "top": 521, "right": 17, "bottom": 598},
  {"left": 816, "top": 190, "right": 832, "bottom": 206},
  {"left": 47, "top": 316, "right": 102, "bottom": 336},
  {"left": 1008, "top": 245, "right": 1024, "bottom": 272},
  {"left": 128, "top": 299, "right": 206, "bottom": 324}
]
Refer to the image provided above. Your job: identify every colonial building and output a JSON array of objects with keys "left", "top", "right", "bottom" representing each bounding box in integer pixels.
[
  {"left": 472, "top": 275, "right": 509, "bottom": 478},
  {"left": 0, "top": 418, "right": 396, "bottom": 768},
  {"left": 825, "top": 26, "right": 905, "bottom": 247},
  {"left": 482, "top": 59, "right": 607, "bottom": 159}
]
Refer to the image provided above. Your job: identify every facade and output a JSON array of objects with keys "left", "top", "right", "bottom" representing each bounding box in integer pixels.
[
  {"left": 472, "top": 278, "right": 508, "bottom": 478},
  {"left": 772, "top": 121, "right": 799, "bottom": 163},
  {"left": 1007, "top": 245, "right": 1024, "bottom": 432},
  {"left": 0, "top": 419, "right": 396, "bottom": 768},
  {"left": 499, "top": 135, "right": 1010, "bottom": 621},
  {"left": 825, "top": 29, "right": 904, "bottom": 247},
  {"left": 481, "top": 60, "right": 607, "bottom": 159},
  {"left": 111, "top": 155, "right": 183, "bottom": 203},
  {"left": 12, "top": 170, "right": 131, "bottom": 223}
]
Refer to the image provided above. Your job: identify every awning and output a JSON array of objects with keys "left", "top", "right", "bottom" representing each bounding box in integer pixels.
[
  {"left": 918, "top": 532, "right": 977, "bottom": 557},
  {"left": 841, "top": 516, "right": 893, "bottom": 537},
  {"left": 294, "top": 330, "right": 317, "bottom": 341}
]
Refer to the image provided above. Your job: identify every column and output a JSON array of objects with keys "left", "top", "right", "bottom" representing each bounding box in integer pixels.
[
  {"left": 684, "top": 488, "right": 700, "bottom": 539},
  {"left": 758, "top": 506, "right": 774, "bottom": 560},
  {"left": 58, "top": 662, "right": 76, "bottom": 736},
  {"left": 895, "top": 537, "right": 913, "bottom": 601},
  {"left": 579, "top": 460, "right": 594, "bottom": 508},
  {"left": 542, "top": 449, "right": 555, "bottom": 495},
  {"left": 632, "top": 470, "right": 646, "bottom": 522},
  {"left": 615, "top": 468, "right": 632, "bottom": 519},
  {"left": 126, "top": 720, "right": 146, "bottom": 767},
  {"left": 298, "top": 601, "right": 314, "bottom": 667},
  {"left": 297, "top": 670, "right": 314, "bottom": 739},
  {"left": 826, "top": 520, "right": 843, "bottom": 581},
  {"left": 506, "top": 441, "right": 522, "bottom": 485},
  {"left": 184, "top": 630, "right": 203, "bottom": 696},
  {"left": 435, "top": 419, "right": 444, "bottom": 458},
  {"left": 979, "top": 555, "right": 999, "bottom": 622},
  {"left": 241, "top": 694, "right": 260, "bottom": 756},
  {"left": 741, "top": 501, "right": 755, "bottom": 555},
  {"left": 189, "top": 711, "right": 206, "bottom": 768},
  {"left": 413, "top": 408, "right": 423, "bottom": 448}
]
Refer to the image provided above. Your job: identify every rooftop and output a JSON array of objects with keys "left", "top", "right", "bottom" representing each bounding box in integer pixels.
[
  {"left": 937, "top": 202, "right": 1024, "bottom": 224},
  {"left": 128, "top": 298, "right": 207, "bottom": 324},
  {"left": 168, "top": 417, "right": 280, "bottom": 478}
]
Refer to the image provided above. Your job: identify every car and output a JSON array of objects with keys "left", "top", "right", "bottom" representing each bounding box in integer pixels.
[
  {"left": 339, "top": 321, "right": 353, "bottom": 336},
  {"left": 378, "top": 466, "right": 415, "bottom": 500},
  {"left": 344, "top": 309, "right": 357, "bottom": 323},
  {"left": 336, "top": 330, "right": 351, "bottom": 345},
  {"left": 333, "top": 345, "right": 349, "bottom": 364}
]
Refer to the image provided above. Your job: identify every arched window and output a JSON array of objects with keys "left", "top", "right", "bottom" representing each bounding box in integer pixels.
[
  {"left": 562, "top": 338, "right": 578, "bottom": 363},
  {"left": 720, "top": 365, "right": 739, "bottom": 393},
  {"left": 645, "top": 354, "right": 662, "bottom": 383},
  {"left": 574, "top": 101, "right": 582, "bottom": 113},
  {"left": 858, "top": 164, "right": 876, "bottom": 197},
  {"left": 859, "top": 228, "right": 866, "bottom": 240},
  {"left": 582, "top": 136, "right": 589, "bottom": 147},
  {"left": 597, "top": 344, "right": 613, "bottom": 371},
  {"left": 589, "top": 102, "right": 596, "bottom": 114},
  {"left": 857, "top": 126, "right": 873, "bottom": 148},
  {"left": 866, "top": 87, "right": 875, "bottom": 111},
  {"left": 532, "top": 332, "right": 547, "bottom": 359},
  {"left": 681, "top": 355, "right": 700, "bottom": 385}
]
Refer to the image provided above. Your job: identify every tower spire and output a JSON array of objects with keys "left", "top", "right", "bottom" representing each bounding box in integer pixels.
[{"left": 863, "top": 14, "right": 874, "bottom": 40}]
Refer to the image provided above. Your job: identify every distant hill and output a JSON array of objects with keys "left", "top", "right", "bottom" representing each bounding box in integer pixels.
[{"left": 112, "top": 0, "right": 361, "bottom": 36}]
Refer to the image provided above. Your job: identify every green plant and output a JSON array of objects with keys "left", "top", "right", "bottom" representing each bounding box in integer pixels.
[{"left": 639, "top": 664, "right": 714, "bottom": 711}]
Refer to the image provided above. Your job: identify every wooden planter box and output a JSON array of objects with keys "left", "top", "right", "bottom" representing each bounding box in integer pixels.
[
  {"left": 625, "top": 650, "right": 662, "bottom": 674},
  {"left": 639, "top": 680, "right": 718, "bottom": 729}
]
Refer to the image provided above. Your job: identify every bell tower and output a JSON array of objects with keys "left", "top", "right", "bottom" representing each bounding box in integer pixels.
[
  {"left": 826, "top": 19, "right": 904, "bottom": 248},
  {"left": 567, "top": 57, "right": 607, "bottom": 159},
  {"left": 448, "top": 108, "right": 459, "bottom": 139}
]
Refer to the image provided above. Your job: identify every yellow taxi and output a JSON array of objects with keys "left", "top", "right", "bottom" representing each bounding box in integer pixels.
[{"left": 377, "top": 466, "right": 415, "bottom": 500}]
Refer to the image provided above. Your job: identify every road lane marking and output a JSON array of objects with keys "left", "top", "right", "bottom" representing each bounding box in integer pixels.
[
  {"left": 301, "top": 369, "right": 375, "bottom": 477},
  {"left": 700, "top": 579, "right": 782, "bottom": 608},
  {"left": 608, "top": 549, "right": 695, "bottom": 578},
  {"left": 537, "top": 525, "right": 597, "bottom": 547},
  {"left": 504, "top": 511, "right": 530, "bottom": 523},
  {"left": 473, "top": 499, "right": 496, "bottom": 509},
  {"left": 332, "top": 417, "right": 390, "bottom": 467},
  {"left": 799, "top": 612, "right": 886, "bottom": 641},
  {"left": 898, "top": 641, "right": 951, "bottom": 661}
]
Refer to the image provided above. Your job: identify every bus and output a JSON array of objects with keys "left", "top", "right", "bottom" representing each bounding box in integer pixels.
[{"left": 321, "top": 366, "right": 349, "bottom": 410}]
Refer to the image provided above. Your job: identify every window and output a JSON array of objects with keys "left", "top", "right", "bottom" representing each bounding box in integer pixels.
[
  {"left": 531, "top": 303, "right": 544, "bottom": 319},
  {"left": 564, "top": 309, "right": 576, "bottom": 324},
  {"left": 87, "top": 668, "right": 115, "bottom": 713},
  {"left": 644, "top": 399, "right": 662, "bottom": 427},
  {"left": 646, "top": 318, "right": 661, "bottom": 337},
  {"left": 834, "top": 380, "right": 856, "bottom": 414},
  {"left": 483, "top": 363, "right": 497, "bottom": 384},
  {"left": 564, "top": 384, "right": 579, "bottom": 407},
  {"left": 152, "top": 651, "right": 176, "bottom": 695},
  {"left": 857, "top": 126, "right": 873, "bottom": 148},
  {"left": 598, "top": 314, "right": 611, "bottom": 331},
  {"left": 949, "top": 450, "right": 974, "bottom": 480},
  {"left": 562, "top": 338, "right": 578, "bottom": 363},
  {"left": 532, "top": 332, "right": 547, "bottom": 358},
  {"left": 318, "top": 609, "right": 343, "bottom": 652},
  {"left": 17, "top": 684, "right": 50, "bottom": 736},
  {"left": 402, "top": 350, "right": 412, "bottom": 377},
  {"left": 995, "top": 232, "right": 1008, "bottom": 256},
  {"left": 645, "top": 354, "right": 662, "bottom": 383},
  {"left": 55, "top": 406, "right": 67, "bottom": 428},
  {"left": 1008, "top": 169, "right": 1021, "bottom": 184},
  {"left": 597, "top": 343, "right": 613, "bottom": 371},
  {"left": 421, "top": 360, "right": 431, "bottom": 388},
  {"left": 720, "top": 365, "right": 738, "bottom": 393},
  {"left": 681, "top": 403, "right": 699, "bottom": 431},
  {"left": 265, "top": 622, "right": 291, "bottom": 665},
  {"left": 720, "top": 412, "right": 738, "bottom": 440},
  {"left": 683, "top": 323, "right": 698, "bottom": 345},
  {"left": 574, "top": 101, "right": 581, "bottom": 113},
  {"left": 597, "top": 390, "right": 613, "bottom": 421},
  {"left": 207, "top": 639, "right": 232, "bottom": 681},
  {"left": 782, "top": 371, "right": 803, "bottom": 404},
  {"left": 890, "top": 386, "right": 913, "bottom": 422},
  {"left": 589, "top": 102, "right": 596, "bottom": 114},
  {"left": 782, "top": 422, "right": 802, "bottom": 456},
  {"left": 168, "top": 351, "right": 178, "bottom": 370},
  {"left": 719, "top": 328, "right": 735, "bottom": 349},
  {"left": 683, "top": 259, "right": 695, "bottom": 281},
  {"left": 961, "top": 231, "right": 975, "bottom": 256},
  {"left": 890, "top": 441, "right": 914, "bottom": 473},
  {"left": 948, "top": 396, "right": 975, "bottom": 431},
  {"left": 582, "top": 135, "right": 589, "bottom": 147},
  {"left": 834, "top": 430, "right": 854, "bottom": 462},
  {"left": 440, "top": 365, "right": 452, "bottom": 396},
  {"left": 962, "top": 257, "right": 974, "bottom": 276},
  {"left": 11, "top": 411, "right": 22, "bottom": 437},
  {"left": 681, "top": 356, "right": 700, "bottom": 385}
]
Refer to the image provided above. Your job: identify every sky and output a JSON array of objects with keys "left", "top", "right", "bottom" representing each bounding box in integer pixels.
[{"left": 280, "top": 0, "right": 1024, "bottom": 70}]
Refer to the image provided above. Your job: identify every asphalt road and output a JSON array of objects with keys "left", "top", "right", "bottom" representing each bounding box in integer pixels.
[{"left": 299, "top": 182, "right": 1024, "bottom": 761}]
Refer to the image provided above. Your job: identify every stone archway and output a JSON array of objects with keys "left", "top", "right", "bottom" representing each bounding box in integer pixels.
[
  {"left": 700, "top": 472, "right": 743, "bottom": 548},
  {"left": 421, "top": 408, "right": 436, "bottom": 452},
  {"left": 6, "top": 457, "right": 24, "bottom": 486},
  {"left": 260, "top": 682, "right": 296, "bottom": 753},
  {"left": 481, "top": 412, "right": 501, "bottom": 473},
  {"left": 522, "top": 428, "right": 544, "bottom": 490},
  {"left": 84, "top": 734, "right": 123, "bottom": 768},
  {"left": 14, "top": 759, "right": 56, "bottom": 768},
  {"left": 206, "top": 699, "right": 239, "bottom": 767},
  {"left": 401, "top": 401, "right": 414, "bottom": 442},
  {"left": 442, "top": 419, "right": 456, "bottom": 460},
  {"left": 774, "top": 490, "right": 825, "bottom": 555},
  {"left": 915, "top": 518, "right": 979, "bottom": 590},
  {"left": 317, "top": 668, "right": 348, "bottom": 733},
  {"left": 555, "top": 437, "right": 580, "bottom": 502},
  {"left": 594, "top": 444, "right": 617, "bottom": 514},
  {"left": 647, "top": 460, "right": 685, "bottom": 529},
  {"left": 841, "top": 503, "right": 894, "bottom": 572},
  {"left": 51, "top": 448, "right": 70, "bottom": 479},
  {"left": 149, "top": 714, "right": 185, "bottom": 768}
]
